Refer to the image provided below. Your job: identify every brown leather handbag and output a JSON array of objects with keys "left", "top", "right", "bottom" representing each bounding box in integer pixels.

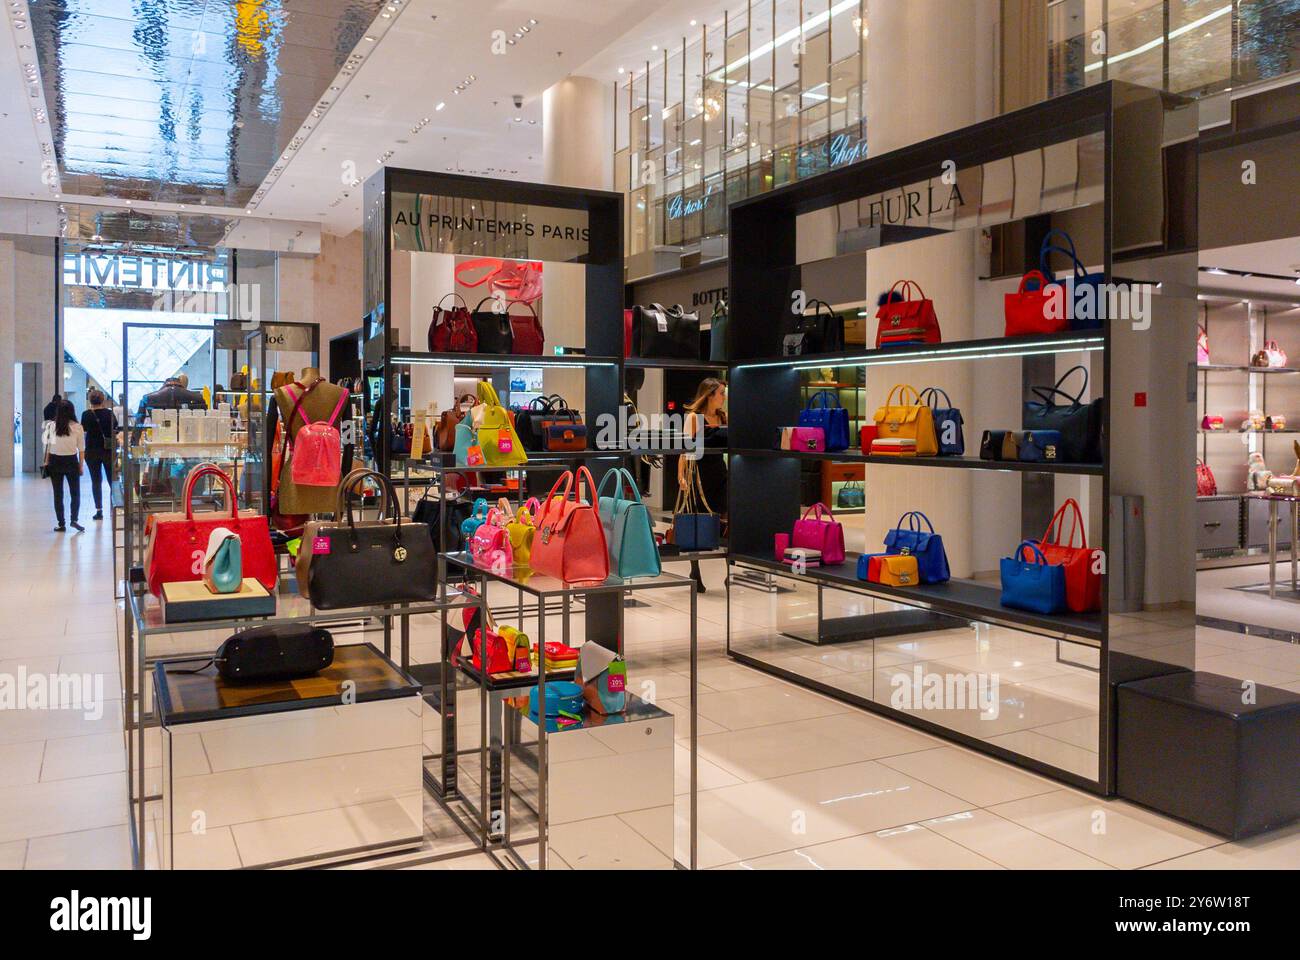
[{"left": 436, "top": 394, "right": 477, "bottom": 452}]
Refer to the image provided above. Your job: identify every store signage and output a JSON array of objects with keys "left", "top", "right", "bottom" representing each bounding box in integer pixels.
[
  {"left": 62, "top": 253, "right": 229, "bottom": 292},
  {"left": 392, "top": 208, "right": 589, "bottom": 243},
  {"left": 862, "top": 182, "right": 967, "bottom": 229},
  {"left": 691, "top": 286, "right": 727, "bottom": 308},
  {"left": 828, "top": 133, "right": 868, "bottom": 168},
  {"left": 214, "top": 321, "right": 314, "bottom": 352},
  {"left": 390, "top": 193, "right": 591, "bottom": 261},
  {"left": 667, "top": 191, "right": 713, "bottom": 220}
]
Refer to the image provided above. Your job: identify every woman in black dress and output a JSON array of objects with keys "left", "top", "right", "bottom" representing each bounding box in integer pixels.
[
  {"left": 678, "top": 378, "right": 727, "bottom": 592},
  {"left": 80, "top": 388, "right": 118, "bottom": 521}
]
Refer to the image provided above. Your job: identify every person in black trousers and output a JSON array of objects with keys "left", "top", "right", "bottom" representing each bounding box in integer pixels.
[
  {"left": 81, "top": 388, "right": 118, "bottom": 521},
  {"left": 43, "top": 400, "right": 85, "bottom": 532}
]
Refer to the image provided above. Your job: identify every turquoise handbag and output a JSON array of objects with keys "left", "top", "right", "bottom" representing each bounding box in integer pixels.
[
  {"left": 202, "top": 528, "right": 243, "bottom": 594},
  {"left": 460, "top": 498, "right": 490, "bottom": 541},
  {"left": 597, "top": 467, "right": 662, "bottom": 579},
  {"left": 453, "top": 419, "right": 477, "bottom": 466}
]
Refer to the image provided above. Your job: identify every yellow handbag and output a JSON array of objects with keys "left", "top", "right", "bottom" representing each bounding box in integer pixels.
[
  {"left": 473, "top": 381, "right": 528, "bottom": 466},
  {"left": 873, "top": 384, "right": 938, "bottom": 456},
  {"left": 877, "top": 554, "right": 919, "bottom": 587},
  {"left": 504, "top": 497, "right": 540, "bottom": 566}
]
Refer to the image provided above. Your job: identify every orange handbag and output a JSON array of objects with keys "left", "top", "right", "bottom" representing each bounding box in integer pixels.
[{"left": 530, "top": 467, "right": 610, "bottom": 584}]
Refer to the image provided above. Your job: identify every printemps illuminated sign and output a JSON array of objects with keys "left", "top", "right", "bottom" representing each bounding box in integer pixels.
[
  {"left": 389, "top": 193, "right": 591, "bottom": 262},
  {"left": 62, "top": 253, "right": 229, "bottom": 292}
]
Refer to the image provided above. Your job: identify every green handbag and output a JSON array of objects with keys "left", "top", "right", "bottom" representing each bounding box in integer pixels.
[{"left": 202, "top": 528, "right": 243, "bottom": 594}]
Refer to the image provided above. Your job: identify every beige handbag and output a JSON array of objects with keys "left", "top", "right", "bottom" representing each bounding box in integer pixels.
[{"left": 1265, "top": 441, "right": 1300, "bottom": 496}]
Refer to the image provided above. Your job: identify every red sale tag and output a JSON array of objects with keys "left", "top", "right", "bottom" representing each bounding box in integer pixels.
[
  {"left": 1134, "top": 392, "right": 1148, "bottom": 407},
  {"left": 606, "top": 673, "right": 626, "bottom": 693},
  {"left": 312, "top": 536, "right": 332, "bottom": 555}
]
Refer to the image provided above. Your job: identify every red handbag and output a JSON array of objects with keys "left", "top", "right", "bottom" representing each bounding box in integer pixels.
[
  {"left": 860, "top": 424, "right": 878, "bottom": 452},
  {"left": 623, "top": 308, "right": 635, "bottom": 357},
  {"left": 1004, "top": 270, "right": 1067, "bottom": 337},
  {"left": 506, "top": 299, "right": 545, "bottom": 355},
  {"left": 145, "top": 464, "right": 277, "bottom": 596},
  {"left": 530, "top": 467, "right": 610, "bottom": 584},
  {"left": 1196, "top": 458, "right": 1218, "bottom": 497},
  {"left": 1035, "top": 498, "right": 1101, "bottom": 614},
  {"left": 429, "top": 293, "right": 477, "bottom": 353},
  {"left": 875, "top": 280, "right": 942, "bottom": 348}
]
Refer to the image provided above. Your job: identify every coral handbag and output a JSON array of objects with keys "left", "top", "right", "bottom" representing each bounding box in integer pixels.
[
  {"left": 1035, "top": 498, "right": 1102, "bottom": 613},
  {"left": 1004, "top": 270, "right": 1067, "bottom": 337},
  {"left": 875, "top": 280, "right": 941, "bottom": 348},
  {"left": 531, "top": 467, "right": 610, "bottom": 584},
  {"left": 873, "top": 384, "right": 938, "bottom": 456},
  {"left": 1196, "top": 458, "right": 1218, "bottom": 497},
  {"left": 145, "top": 464, "right": 277, "bottom": 596},
  {"left": 792, "top": 503, "right": 846, "bottom": 565}
]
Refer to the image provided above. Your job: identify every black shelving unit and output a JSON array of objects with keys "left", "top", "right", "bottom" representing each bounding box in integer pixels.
[{"left": 719, "top": 81, "right": 1199, "bottom": 796}]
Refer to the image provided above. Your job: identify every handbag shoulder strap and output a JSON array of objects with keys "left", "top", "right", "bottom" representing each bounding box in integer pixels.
[
  {"left": 801, "top": 502, "right": 832, "bottom": 522},
  {"left": 884, "top": 383, "right": 920, "bottom": 408},
  {"left": 1043, "top": 498, "right": 1086, "bottom": 548},
  {"left": 919, "top": 386, "right": 952, "bottom": 410},
  {"left": 1015, "top": 540, "right": 1048, "bottom": 565},
  {"left": 1039, "top": 229, "right": 1086, "bottom": 277},
  {"left": 436, "top": 292, "right": 468, "bottom": 313}
]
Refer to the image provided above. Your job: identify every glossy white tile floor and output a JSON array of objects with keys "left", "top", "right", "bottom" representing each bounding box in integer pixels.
[{"left": 0, "top": 471, "right": 1296, "bottom": 870}]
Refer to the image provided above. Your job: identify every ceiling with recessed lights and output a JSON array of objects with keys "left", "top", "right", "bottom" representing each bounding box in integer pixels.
[{"left": 24, "top": 0, "right": 389, "bottom": 207}]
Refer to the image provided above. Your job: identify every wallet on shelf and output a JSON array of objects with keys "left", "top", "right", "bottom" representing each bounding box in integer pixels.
[
  {"left": 783, "top": 547, "right": 822, "bottom": 566},
  {"left": 855, "top": 552, "right": 919, "bottom": 586},
  {"left": 979, "top": 430, "right": 1019, "bottom": 461},
  {"left": 777, "top": 426, "right": 826, "bottom": 452}
]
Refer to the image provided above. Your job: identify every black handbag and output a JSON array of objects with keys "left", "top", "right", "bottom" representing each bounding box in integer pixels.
[
  {"left": 215, "top": 625, "right": 334, "bottom": 684},
  {"left": 979, "top": 430, "right": 1019, "bottom": 461},
  {"left": 470, "top": 297, "right": 515, "bottom": 354},
  {"left": 783, "top": 299, "right": 844, "bottom": 356},
  {"left": 306, "top": 470, "right": 438, "bottom": 610},
  {"left": 516, "top": 394, "right": 580, "bottom": 451},
  {"left": 1023, "top": 365, "right": 1103, "bottom": 463},
  {"left": 636, "top": 303, "right": 699, "bottom": 359},
  {"left": 411, "top": 488, "right": 473, "bottom": 552}
]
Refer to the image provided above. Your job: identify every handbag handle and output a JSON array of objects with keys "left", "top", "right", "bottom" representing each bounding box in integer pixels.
[
  {"left": 1042, "top": 497, "right": 1087, "bottom": 549},
  {"left": 453, "top": 258, "right": 504, "bottom": 288},
  {"left": 800, "top": 502, "right": 834, "bottom": 522},
  {"left": 1039, "top": 229, "right": 1088, "bottom": 280},
  {"left": 918, "top": 386, "right": 953, "bottom": 411},
  {"left": 1030, "top": 365, "right": 1089, "bottom": 408},
  {"left": 894, "top": 510, "right": 936, "bottom": 535},
  {"left": 1017, "top": 270, "right": 1051, "bottom": 294},
  {"left": 1014, "top": 540, "right": 1049, "bottom": 565},
  {"left": 183, "top": 464, "right": 239, "bottom": 521},
  {"left": 436, "top": 293, "right": 468, "bottom": 312},
  {"left": 884, "top": 383, "right": 921, "bottom": 408},
  {"left": 517, "top": 497, "right": 542, "bottom": 524},
  {"left": 805, "top": 388, "right": 841, "bottom": 411},
  {"left": 674, "top": 457, "right": 714, "bottom": 517},
  {"left": 885, "top": 279, "right": 927, "bottom": 303},
  {"left": 476, "top": 380, "right": 503, "bottom": 407},
  {"left": 336, "top": 468, "right": 400, "bottom": 519},
  {"left": 597, "top": 466, "right": 643, "bottom": 505}
]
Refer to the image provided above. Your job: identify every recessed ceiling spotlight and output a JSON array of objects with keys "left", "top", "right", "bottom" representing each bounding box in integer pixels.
[
  {"left": 690, "top": 19, "right": 697, "bottom": 25},
  {"left": 529, "top": 18, "right": 537, "bottom": 24},
  {"left": 617, "top": 66, "right": 624, "bottom": 74},
  {"left": 435, "top": 101, "right": 445, "bottom": 111},
  {"left": 514, "top": 116, "right": 522, "bottom": 122},
  {"left": 529, "top": 119, "right": 536, "bottom": 125},
  {"left": 652, "top": 44, "right": 658, "bottom": 51},
  {"left": 364, "top": 35, "right": 376, "bottom": 42}
]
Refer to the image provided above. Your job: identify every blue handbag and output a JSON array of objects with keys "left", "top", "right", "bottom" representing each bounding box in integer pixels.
[
  {"left": 919, "top": 387, "right": 964, "bottom": 456},
  {"left": 597, "top": 467, "right": 662, "bottom": 579},
  {"left": 1040, "top": 229, "right": 1105, "bottom": 330},
  {"left": 453, "top": 419, "right": 477, "bottom": 466},
  {"left": 460, "top": 498, "right": 490, "bottom": 540},
  {"left": 673, "top": 460, "right": 720, "bottom": 551},
  {"left": 1000, "top": 540, "right": 1067, "bottom": 614},
  {"left": 1019, "top": 429, "right": 1063, "bottom": 462},
  {"left": 883, "top": 511, "right": 950, "bottom": 583},
  {"left": 202, "top": 528, "right": 243, "bottom": 594},
  {"left": 798, "top": 389, "right": 851, "bottom": 452}
]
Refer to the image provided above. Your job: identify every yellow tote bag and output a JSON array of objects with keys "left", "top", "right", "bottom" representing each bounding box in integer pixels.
[
  {"left": 474, "top": 381, "right": 528, "bottom": 466},
  {"left": 873, "top": 384, "right": 938, "bottom": 456}
]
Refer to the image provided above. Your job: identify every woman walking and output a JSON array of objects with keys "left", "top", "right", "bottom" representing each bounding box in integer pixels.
[
  {"left": 80, "top": 388, "right": 118, "bottom": 520},
  {"left": 43, "top": 400, "right": 85, "bottom": 532},
  {"left": 678, "top": 377, "right": 728, "bottom": 592}
]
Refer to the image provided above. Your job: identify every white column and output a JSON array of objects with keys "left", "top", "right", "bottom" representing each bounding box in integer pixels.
[
  {"left": 0, "top": 238, "right": 14, "bottom": 477},
  {"left": 542, "top": 76, "right": 613, "bottom": 191},
  {"left": 862, "top": 0, "right": 999, "bottom": 577}
]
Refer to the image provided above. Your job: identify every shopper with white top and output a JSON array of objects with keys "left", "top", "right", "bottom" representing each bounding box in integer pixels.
[{"left": 43, "top": 400, "right": 85, "bottom": 532}]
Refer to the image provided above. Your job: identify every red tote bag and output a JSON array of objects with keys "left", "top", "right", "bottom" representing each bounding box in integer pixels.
[
  {"left": 145, "top": 464, "right": 278, "bottom": 596},
  {"left": 1004, "top": 270, "right": 1067, "bottom": 337},
  {"left": 875, "top": 280, "right": 942, "bottom": 348},
  {"left": 1196, "top": 458, "right": 1217, "bottom": 497},
  {"left": 506, "top": 299, "right": 545, "bottom": 355},
  {"left": 530, "top": 467, "right": 610, "bottom": 584},
  {"left": 1036, "top": 498, "right": 1101, "bottom": 613}
]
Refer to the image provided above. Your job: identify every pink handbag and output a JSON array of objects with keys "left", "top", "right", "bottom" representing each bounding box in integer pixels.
[
  {"left": 531, "top": 467, "right": 610, "bottom": 584},
  {"left": 470, "top": 506, "right": 514, "bottom": 572},
  {"left": 783, "top": 427, "right": 826, "bottom": 452},
  {"left": 791, "top": 503, "right": 846, "bottom": 565},
  {"left": 1197, "top": 325, "right": 1209, "bottom": 365}
]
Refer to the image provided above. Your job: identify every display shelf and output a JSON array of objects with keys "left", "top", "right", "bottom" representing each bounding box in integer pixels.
[
  {"left": 390, "top": 350, "right": 621, "bottom": 369},
  {"left": 1198, "top": 429, "right": 1300, "bottom": 435},
  {"left": 1196, "top": 364, "right": 1300, "bottom": 374},
  {"left": 731, "top": 331, "right": 1105, "bottom": 371},
  {"left": 443, "top": 551, "right": 693, "bottom": 598},
  {"left": 731, "top": 552, "right": 1103, "bottom": 642},
  {"left": 624, "top": 356, "right": 727, "bottom": 371},
  {"left": 732, "top": 447, "right": 1105, "bottom": 476},
  {"left": 453, "top": 657, "right": 576, "bottom": 692}
]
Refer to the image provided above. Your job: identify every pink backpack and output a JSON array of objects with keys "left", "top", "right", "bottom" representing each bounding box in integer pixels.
[{"left": 285, "top": 384, "right": 350, "bottom": 488}]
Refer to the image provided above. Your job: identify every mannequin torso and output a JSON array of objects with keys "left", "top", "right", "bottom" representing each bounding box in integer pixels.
[{"left": 273, "top": 372, "right": 348, "bottom": 514}]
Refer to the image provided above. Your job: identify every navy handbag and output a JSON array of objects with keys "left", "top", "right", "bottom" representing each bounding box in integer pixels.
[
  {"left": 1040, "top": 229, "right": 1105, "bottom": 330},
  {"left": 798, "top": 389, "right": 851, "bottom": 452},
  {"left": 1000, "top": 540, "right": 1067, "bottom": 614},
  {"left": 919, "top": 387, "right": 964, "bottom": 456},
  {"left": 882, "top": 511, "right": 950, "bottom": 584},
  {"left": 1018, "top": 429, "right": 1063, "bottom": 462}
]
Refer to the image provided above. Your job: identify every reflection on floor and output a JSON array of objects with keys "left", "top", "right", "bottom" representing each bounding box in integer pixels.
[{"left": 0, "top": 472, "right": 1297, "bottom": 870}]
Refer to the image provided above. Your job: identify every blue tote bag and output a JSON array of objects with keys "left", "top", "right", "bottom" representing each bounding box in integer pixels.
[
  {"left": 1000, "top": 540, "right": 1067, "bottom": 614},
  {"left": 1040, "top": 228, "right": 1105, "bottom": 330},
  {"left": 919, "top": 387, "right": 964, "bottom": 456},
  {"left": 597, "top": 467, "right": 662, "bottom": 578},
  {"left": 798, "top": 389, "right": 851, "bottom": 452},
  {"left": 883, "top": 511, "right": 950, "bottom": 584}
]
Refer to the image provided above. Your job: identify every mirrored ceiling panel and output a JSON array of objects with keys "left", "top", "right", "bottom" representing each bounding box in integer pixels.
[{"left": 30, "top": 0, "right": 387, "bottom": 206}]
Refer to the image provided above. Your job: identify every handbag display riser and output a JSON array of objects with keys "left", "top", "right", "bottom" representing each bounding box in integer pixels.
[{"left": 782, "top": 608, "right": 966, "bottom": 647}]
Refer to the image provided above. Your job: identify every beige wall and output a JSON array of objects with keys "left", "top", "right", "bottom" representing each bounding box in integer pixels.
[
  {"left": 0, "top": 235, "right": 57, "bottom": 476},
  {"left": 276, "top": 229, "right": 364, "bottom": 362}
]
